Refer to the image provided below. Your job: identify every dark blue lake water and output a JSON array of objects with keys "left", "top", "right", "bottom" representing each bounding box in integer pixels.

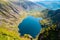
[{"left": 18, "top": 16, "right": 42, "bottom": 38}]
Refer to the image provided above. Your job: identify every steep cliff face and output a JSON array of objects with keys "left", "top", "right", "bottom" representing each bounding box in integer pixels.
[
  {"left": 0, "top": 0, "right": 27, "bottom": 40},
  {"left": 0, "top": 0, "right": 28, "bottom": 30}
]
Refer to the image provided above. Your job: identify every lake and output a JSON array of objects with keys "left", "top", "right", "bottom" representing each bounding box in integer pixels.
[{"left": 18, "top": 16, "right": 42, "bottom": 38}]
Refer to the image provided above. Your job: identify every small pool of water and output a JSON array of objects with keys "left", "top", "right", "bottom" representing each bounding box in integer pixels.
[{"left": 18, "top": 16, "right": 42, "bottom": 38}]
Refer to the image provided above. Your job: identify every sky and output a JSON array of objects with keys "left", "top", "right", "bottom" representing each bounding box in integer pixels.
[{"left": 28, "top": 0, "right": 60, "bottom": 2}]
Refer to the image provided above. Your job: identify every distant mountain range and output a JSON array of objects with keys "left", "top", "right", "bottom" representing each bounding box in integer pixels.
[{"left": 36, "top": 1, "right": 60, "bottom": 10}]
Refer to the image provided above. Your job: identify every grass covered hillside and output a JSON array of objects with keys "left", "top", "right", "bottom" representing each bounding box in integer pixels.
[{"left": 0, "top": 0, "right": 28, "bottom": 40}]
